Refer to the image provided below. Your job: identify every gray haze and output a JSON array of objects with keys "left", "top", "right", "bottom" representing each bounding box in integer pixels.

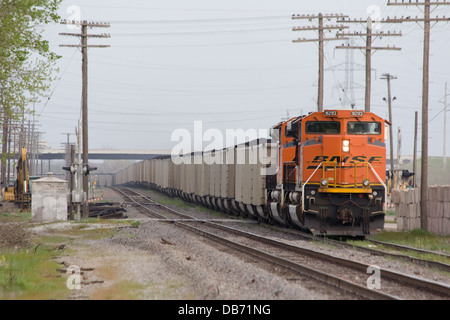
[{"left": 37, "top": 0, "right": 450, "bottom": 157}]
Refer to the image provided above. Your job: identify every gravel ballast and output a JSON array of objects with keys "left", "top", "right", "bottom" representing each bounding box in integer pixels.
[{"left": 40, "top": 187, "right": 449, "bottom": 300}]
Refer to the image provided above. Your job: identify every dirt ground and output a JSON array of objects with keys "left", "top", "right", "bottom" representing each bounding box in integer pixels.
[{"left": 31, "top": 188, "right": 336, "bottom": 300}]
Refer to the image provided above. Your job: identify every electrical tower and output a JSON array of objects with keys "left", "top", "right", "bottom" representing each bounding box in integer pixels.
[
  {"left": 326, "top": 38, "right": 365, "bottom": 109},
  {"left": 336, "top": 17, "right": 402, "bottom": 112}
]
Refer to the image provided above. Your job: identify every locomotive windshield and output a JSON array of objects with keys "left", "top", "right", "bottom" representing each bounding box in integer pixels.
[
  {"left": 347, "top": 121, "right": 381, "bottom": 135},
  {"left": 305, "top": 121, "right": 340, "bottom": 134}
]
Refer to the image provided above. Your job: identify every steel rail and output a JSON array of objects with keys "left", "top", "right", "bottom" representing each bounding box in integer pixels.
[
  {"left": 120, "top": 186, "right": 450, "bottom": 273},
  {"left": 366, "top": 238, "right": 450, "bottom": 260},
  {"left": 113, "top": 187, "right": 399, "bottom": 300},
  {"left": 116, "top": 187, "right": 450, "bottom": 298},
  {"left": 267, "top": 225, "right": 450, "bottom": 273},
  {"left": 176, "top": 220, "right": 398, "bottom": 300},
  {"left": 205, "top": 221, "right": 450, "bottom": 298}
]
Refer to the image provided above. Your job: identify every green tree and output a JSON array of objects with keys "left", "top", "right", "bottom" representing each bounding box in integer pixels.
[{"left": 0, "top": 0, "right": 62, "bottom": 185}]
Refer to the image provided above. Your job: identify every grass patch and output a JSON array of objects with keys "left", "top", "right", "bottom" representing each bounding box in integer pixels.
[
  {"left": 0, "top": 200, "right": 140, "bottom": 300},
  {"left": 142, "top": 188, "right": 226, "bottom": 217},
  {"left": 370, "top": 229, "right": 450, "bottom": 253},
  {"left": 52, "top": 225, "right": 118, "bottom": 241},
  {"left": 154, "top": 195, "right": 197, "bottom": 210},
  {"left": 0, "top": 246, "right": 70, "bottom": 300},
  {"left": 0, "top": 210, "right": 31, "bottom": 223},
  {"left": 386, "top": 210, "right": 396, "bottom": 216},
  {"left": 345, "top": 229, "right": 450, "bottom": 264},
  {"left": 130, "top": 221, "right": 141, "bottom": 228}
]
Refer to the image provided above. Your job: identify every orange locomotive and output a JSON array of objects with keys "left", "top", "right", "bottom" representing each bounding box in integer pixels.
[{"left": 267, "top": 110, "right": 387, "bottom": 236}]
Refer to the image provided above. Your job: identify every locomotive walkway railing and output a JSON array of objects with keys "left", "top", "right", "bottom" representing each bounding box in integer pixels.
[{"left": 301, "top": 161, "right": 387, "bottom": 214}]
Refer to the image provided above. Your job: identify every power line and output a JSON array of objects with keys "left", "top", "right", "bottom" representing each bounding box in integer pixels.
[
  {"left": 336, "top": 17, "right": 402, "bottom": 112},
  {"left": 109, "top": 15, "right": 289, "bottom": 24},
  {"left": 111, "top": 38, "right": 291, "bottom": 48},
  {"left": 87, "top": 53, "right": 307, "bottom": 72},
  {"left": 292, "top": 13, "right": 349, "bottom": 111},
  {"left": 38, "top": 48, "right": 78, "bottom": 117},
  {"left": 114, "top": 27, "right": 290, "bottom": 37}
]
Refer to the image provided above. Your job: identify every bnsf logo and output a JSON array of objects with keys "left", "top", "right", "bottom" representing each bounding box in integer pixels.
[{"left": 311, "top": 155, "right": 383, "bottom": 164}]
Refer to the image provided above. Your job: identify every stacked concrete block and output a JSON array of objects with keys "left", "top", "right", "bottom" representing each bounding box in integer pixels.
[
  {"left": 392, "top": 188, "right": 421, "bottom": 232},
  {"left": 391, "top": 186, "right": 450, "bottom": 235},
  {"left": 426, "top": 185, "right": 450, "bottom": 235}
]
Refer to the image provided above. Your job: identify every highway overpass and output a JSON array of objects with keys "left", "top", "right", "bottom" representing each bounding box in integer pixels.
[{"left": 38, "top": 149, "right": 171, "bottom": 160}]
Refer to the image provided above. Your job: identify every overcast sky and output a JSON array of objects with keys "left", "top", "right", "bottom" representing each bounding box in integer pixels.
[{"left": 37, "top": 0, "right": 450, "bottom": 157}]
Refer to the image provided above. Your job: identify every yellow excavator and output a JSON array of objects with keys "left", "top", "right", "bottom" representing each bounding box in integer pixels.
[{"left": 2, "top": 147, "right": 31, "bottom": 211}]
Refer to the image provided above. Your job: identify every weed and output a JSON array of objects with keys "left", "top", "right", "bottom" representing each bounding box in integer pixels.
[
  {"left": 0, "top": 246, "right": 69, "bottom": 300},
  {"left": 371, "top": 229, "right": 450, "bottom": 253},
  {"left": 130, "top": 221, "right": 141, "bottom": 228}
]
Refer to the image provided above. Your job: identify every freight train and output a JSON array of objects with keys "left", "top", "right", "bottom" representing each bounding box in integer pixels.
[{"left": 113, "top": 109, "right": 387, "bottom": 236}]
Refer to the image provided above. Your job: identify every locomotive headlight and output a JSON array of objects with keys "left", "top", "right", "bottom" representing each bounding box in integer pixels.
[
  {"left": 320, "top": 178, "right": 328, "bottom": 186},
  {"left": 342, "top": 139, "right": 350, "bottom": 152},
  {"left": 363, "top": 179, "right": 371, "bottom": 187}
]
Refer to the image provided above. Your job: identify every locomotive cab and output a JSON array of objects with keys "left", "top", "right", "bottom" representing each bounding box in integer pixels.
[{"left": 267, "top": 110, "right": 387, "bottom": 236}]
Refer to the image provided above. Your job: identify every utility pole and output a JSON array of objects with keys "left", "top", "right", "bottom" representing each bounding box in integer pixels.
[
  {"left": 413, "top": 111, "right": 418, "bottom": 187},
  {"left": 397, "top": 126, "right": 402, "bottom": 186},
  {"left": 385, "top": 0, "right": 450, "bottom": 230},
  {"left": 292, "top": 13, "right": 349, "bottom": 112},
  {"left": 444, "top": 82, "right": 447, "bottom": 167},
  {"left": 381, "top": 73, "right": 397, "bottom": 192},
  {"left": 336, "top": 17, "right": 402, "bottom": 112},
  {"left": 1, "top": 111, "right": 8, "bottom": 187},
  {"left": 437, "top": 81, "right": 449, "bottom": 168},
  {"left": 69, "top": 144, "right": 75, "bottom": 220},
  {"left": 60, "top": 20, "right": 110, "bottom": 218},
  {"left": 6, "top": 118, "right": 11, "bottom": 186}
]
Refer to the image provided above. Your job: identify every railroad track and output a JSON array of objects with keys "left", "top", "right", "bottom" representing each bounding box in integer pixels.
[
  {"left": 365, "top": 238, "right": 450, "bottom": 261},
  {"left": 266, "top": 225, "right": 450, "bottom": 273},
  {"left": 113, "top": 187, "right": 450, "bottom": 300}
]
